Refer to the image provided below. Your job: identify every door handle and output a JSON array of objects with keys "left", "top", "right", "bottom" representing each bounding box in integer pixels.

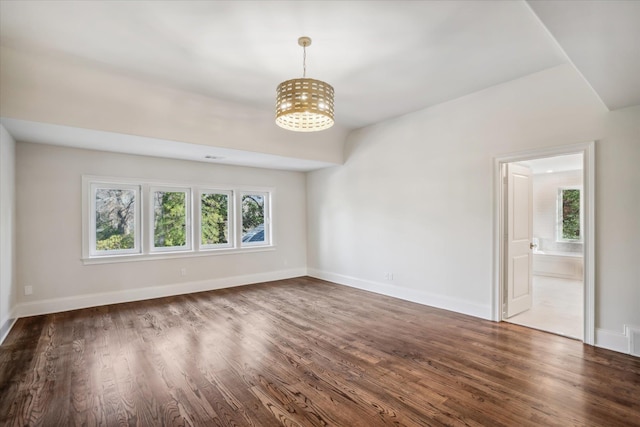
[{"left": 530, "top": 242, "right": 537, "bottom": 249}]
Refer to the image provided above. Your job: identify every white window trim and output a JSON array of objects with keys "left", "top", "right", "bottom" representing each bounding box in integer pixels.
[
  {"left": 84, "top": 180, "right": 142, "bottom": 258},
  {"left": 198, "top": 189, "right": 234, "bottom": 250},
  {"left": 82, "top": 175, "right": 274, "bottom": 264},
  {"left": 82, "top": 245, "right": 276, "bottom": 265}
]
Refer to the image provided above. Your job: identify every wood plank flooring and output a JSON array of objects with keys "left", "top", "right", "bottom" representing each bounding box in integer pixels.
[{"left": 1, "top": 276, "right": 639, "bottom": 426}]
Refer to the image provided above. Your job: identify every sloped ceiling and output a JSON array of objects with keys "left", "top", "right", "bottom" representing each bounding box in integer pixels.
[
  {"left": 0, "top": 1, "right": 637, "bottom": 169},
  {"left": 528, "top": 0, "right": 640, "bottom": 111}
]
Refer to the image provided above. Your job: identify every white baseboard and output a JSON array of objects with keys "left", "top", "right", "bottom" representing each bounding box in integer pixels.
[
  {"left": 14, "top": 268, "right": 307, "bottom": 318},
  {"left": 595, "top": 328, "right": 628, "bottom": 354},
  {"left": 310, "top": 269, "right": 639, "bottom": 358},
  {"left": 0, "top": 313, "right": 17, "bottom": 345},
  {"left": 8, "top": 268, "right": 639, "bottom": 359},
  {"left": 595, "top": 326, "right": 640, "bottom": 357},
  {"left": 308, "top": 268, "right": 491, "bottom": 320},
  {"left": 627, "top": 325, "right": 640, "bottom": 357}
]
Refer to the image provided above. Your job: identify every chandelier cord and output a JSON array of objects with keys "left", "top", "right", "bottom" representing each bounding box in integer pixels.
[{"left": 302, "top": 44, "right": 307, "bottom": 78}]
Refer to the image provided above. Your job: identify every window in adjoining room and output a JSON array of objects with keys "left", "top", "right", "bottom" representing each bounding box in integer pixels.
[{"left": 557, "top": 187, "right": 581, "bottom": 242}]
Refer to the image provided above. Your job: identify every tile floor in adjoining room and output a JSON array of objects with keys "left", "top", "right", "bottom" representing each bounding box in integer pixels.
[{"left": 507, "top": 275, "right": 583, "bottom": 340}]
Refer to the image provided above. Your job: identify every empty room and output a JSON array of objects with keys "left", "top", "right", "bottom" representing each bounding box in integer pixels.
[{"left": 1, "top": 1, "right": 639, "bottom": 426}]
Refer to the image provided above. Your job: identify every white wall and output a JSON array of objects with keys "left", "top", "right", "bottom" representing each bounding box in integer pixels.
[
  {"left": 15, "top": 142, "right": 307, "bottom": 316},
  {"left": 0, "top": 124, "right": 17, "bottom": 342},
  {"left": 598, "top": 105, "right": 640, "bottom": 333},
  {"left": 307, "top": 63, "right": 640, "bottom": 353}
]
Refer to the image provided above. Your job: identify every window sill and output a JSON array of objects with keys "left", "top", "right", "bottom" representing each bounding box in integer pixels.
[{"left": 82, "top": 245, "right": 276, "bottom": 265}]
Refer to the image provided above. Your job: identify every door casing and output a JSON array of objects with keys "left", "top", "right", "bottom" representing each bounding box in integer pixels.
[{"left": 492, "top": 142, "right": 595, "bottom": 345}]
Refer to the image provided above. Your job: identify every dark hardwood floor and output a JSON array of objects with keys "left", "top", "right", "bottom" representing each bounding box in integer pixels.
[{"left": 1, "top": 277, "right": 639, "bottom": 426}]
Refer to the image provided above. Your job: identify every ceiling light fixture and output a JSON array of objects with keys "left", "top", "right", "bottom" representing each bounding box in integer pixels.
[{"left": 276, "top": 36, "right": 334, "bottom": 132}]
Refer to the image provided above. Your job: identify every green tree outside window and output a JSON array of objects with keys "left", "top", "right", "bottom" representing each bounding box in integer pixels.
[
  {"left": 154, "top": 191, "right": 186, "bottom": 247},
  {"left": 560, "top": 188, "right": 581, "bottom": 240},
  {"left": 201, "top": 193, "right": 229, "bottom": 245}
]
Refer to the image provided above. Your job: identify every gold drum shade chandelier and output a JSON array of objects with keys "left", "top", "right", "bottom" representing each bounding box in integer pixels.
[{"left": 276, "top": 36, "right": 335, "bottom": 132}]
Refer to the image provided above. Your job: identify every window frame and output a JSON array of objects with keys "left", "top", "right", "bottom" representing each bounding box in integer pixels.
[
  {"left": 199, "top": 189, "right": 234, "bottom": 250},
  {"left": 88, "top": 181, "right": 142, "bottom": 257},
  {"left": 556, "top": 186, "right": 583, "bottom": 243},
  {"left": 82, "top": 176, "right": 274, "bottom": 264}
]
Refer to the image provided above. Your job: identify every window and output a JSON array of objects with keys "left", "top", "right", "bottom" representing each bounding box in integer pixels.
[
  {"left": 558, "top": 187, "right": 581, "bottom": 241},
  {"left": 90, "top": 183, "right": 140, "bottom": 256},
  {"left": 151, "top": 187, "right": 191, "bottom": 252},
  {"left": 200, "top": 191, "right": 231, "bottom": 249},
  {"left": 241, "top": 192, "right": 270, "bottom": 246},
  {"left": 84, "top": 177, "right": 272, "bottom": 262}
]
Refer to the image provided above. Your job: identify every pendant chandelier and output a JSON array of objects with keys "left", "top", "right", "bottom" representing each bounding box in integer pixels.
[{"left": 276, "top": 36, "right": 335, "bottom": 132}]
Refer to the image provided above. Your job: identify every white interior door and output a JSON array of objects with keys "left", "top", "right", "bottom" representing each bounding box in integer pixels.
[{"left": 505, "top": 163, "right": 533, "bottom": 317}]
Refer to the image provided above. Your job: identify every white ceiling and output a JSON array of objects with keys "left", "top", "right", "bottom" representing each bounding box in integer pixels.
[
  {"left": 0, "top": 117, "right": 336, "bottom": 172},
  {"left": 518, "top": 153, "right": 583, "bottom": 174},
  {"left": 528, "top": 0, "right": 640, "bottom": 110},
  {"left": 0, "top": 1, "right": 638, "bottom": 169}
]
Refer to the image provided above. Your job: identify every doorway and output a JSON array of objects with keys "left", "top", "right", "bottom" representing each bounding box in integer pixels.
[{"left": 493, "top": 143, "right": 595, "bottom": 345}]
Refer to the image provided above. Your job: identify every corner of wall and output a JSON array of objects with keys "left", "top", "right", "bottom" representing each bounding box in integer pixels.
[
  {"left": 308, "top": 268, "right": 492, "bottom": 320},
  {"left": 0, "top": 124, "right": 17, "bottom": 345},
  {"left": 0, "top": 315, "right": 17, "bottom": 345}
]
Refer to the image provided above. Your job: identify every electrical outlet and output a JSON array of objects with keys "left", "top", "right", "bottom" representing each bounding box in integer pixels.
[
  {"left": 384, "top": 272, "right": 394, "bottom": 281},
  {"left": 180, "top": 268, "right": 187, "bottom": 277},
  {"left": 24, "top": 286, "right": 33, "bottom": 296}
]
